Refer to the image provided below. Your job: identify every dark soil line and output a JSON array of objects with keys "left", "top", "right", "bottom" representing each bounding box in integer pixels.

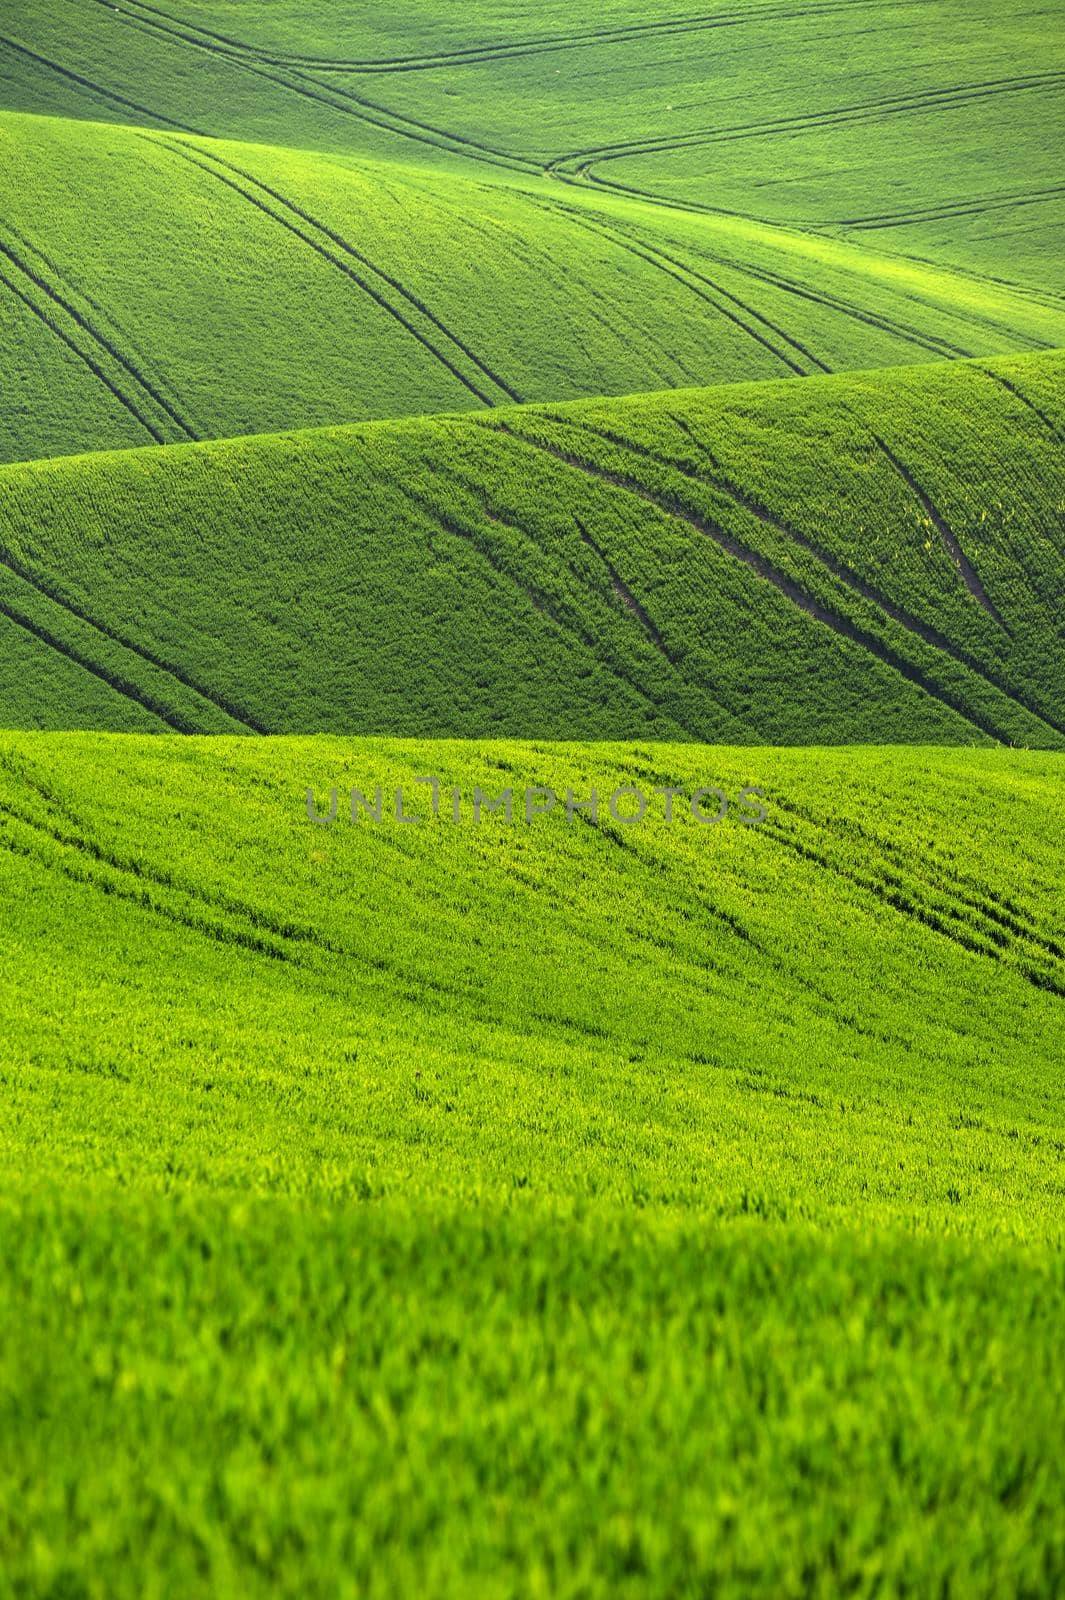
[
  {"left": 394, "top": 475, "right": 709, "bottom": 743},
  {"left": 686, "top": 252, "right": 970, "bottom": 359},
  {"left": 152, "top": 139, "right": 497, "bottom": 406},
  {"left": 536, "top": 190, "right": 959, "bottom": 365},
  {"left": 591, "top": 412, "right": 1065, "bottom": 739},
  {"left": 483, "top": 419, "right": 1013, "bottom": 745},
  {"left": 0, "top": 780, "right": 340, "bottom": 953},
  {"left": 979, "top": 367, "right": 1064, "bottom": 442},
  {"left": 429, "top": 456, "right": 741, "bottom": 733},
  {"left": 768, "top": 788, "right": 1065, "bottom": 961},
  {"left": 870, "top": 432, "right": 1009, "bottom": 631},
  {"left": 0, "top": 552, "right": 264, "bottom": 733},
  {"left": 589, "top": 215, "right": 831, "bottom": 373},
  {"left": 0, "top": 261, "right": 166, "bottom": 444},
  {"left": 834, "top": 183, "right": 1065, "bottom": 228},
  {"left": 91, "top": 1, "right": 536, "bottom": 176}
]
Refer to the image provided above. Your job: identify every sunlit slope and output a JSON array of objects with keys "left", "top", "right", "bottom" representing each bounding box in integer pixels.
[
  {"left": 3, "top": 0, "right": 1062, "bottom": 298},
  {"left": 1, "top": 350, "right": 1063, "bottom": 744},
  {"left": 4, "top": 112, "right": 1062, "bottom": 465},
  {"left": 1, "top": 735, "right": 1064, "bottom": 1593},
  {"left": 2, "top": 737, "right": 1063, "bottom": 1210}
]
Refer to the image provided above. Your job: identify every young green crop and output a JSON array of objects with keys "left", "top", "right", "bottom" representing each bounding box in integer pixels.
[
  {"left": 1, "top": 349, "right": 1062, "bottom": 744},
  {"left": 1, "top": 733, "right": 1063, "bottom": 1596}
]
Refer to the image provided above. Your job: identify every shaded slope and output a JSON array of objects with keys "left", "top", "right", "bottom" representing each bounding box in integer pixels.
[
  {"left": 0, "top": 350, "right": 1062, "bottom": 745},
  {"left": 3, "top": 112, "right": 1063, "bottom": 464}
]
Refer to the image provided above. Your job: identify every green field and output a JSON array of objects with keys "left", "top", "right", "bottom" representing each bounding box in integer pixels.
[
  {"left": 2, "top": 0, "right": 1064, "bottom": 1593},
  {"left": 2, "top": 0, "right": 1065, "bottom": 461},
  {"left": 2, "top": 735, "right": 1064, "bottom": 1594},
  {"left": 2, "top": 349, "right": 1064, "bottom": 744}
]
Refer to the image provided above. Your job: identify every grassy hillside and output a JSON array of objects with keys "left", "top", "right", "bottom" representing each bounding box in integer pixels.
[
  {"left": 3, "top": 0, "right": 1062, "bottom": 302},
  {"left": 2, "top": 110, "right": 1062, "bottom": 465},
  {"left": 2, "top": 349, "right": 1063, "bottom": 745},
  {"left": 1, "top": 732, "right": 1063, "bottom": 1595}
]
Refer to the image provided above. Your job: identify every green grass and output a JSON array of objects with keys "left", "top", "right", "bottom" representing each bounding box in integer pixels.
[
  {"left": 3, "top": 0, "right": 1065, "bottom": 464},
  {"left": 2, "top": 107, "right": 1062, "bottom": 465},
  {"left": 2, "top": 349, "right": 1063, "bottom": 744},
  {"left": 3, "top": 5, "right": 1064, "bottom": 1592},
  {"left": 3, "top": 0, "right": 1063, "bottom": 298},
  {"left": 1, "top": 732, "right": 1064, "bottom": 1596}
]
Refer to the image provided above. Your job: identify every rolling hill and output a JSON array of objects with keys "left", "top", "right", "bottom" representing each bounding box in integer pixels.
[
  {"left": 1, "top": 731, "right": 1063, "bottom": 1594},
  {"left": 2, "top": 348, "right": 1063, "bottom": 745},
  {"left": 2, "top": 108, "right": 1062, "bottom": 465},
  {"left": 2, "top": 0, "right": 1065, "bottom": 464},
  {"left": 3, "top": 3, "right": 1064, "bottom": 1594}
]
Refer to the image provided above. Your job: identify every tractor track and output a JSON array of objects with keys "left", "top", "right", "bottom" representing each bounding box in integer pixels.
[
  {"left": 0, "top": 551, "right": 264, "bottom": 733},
  {"left": 150, "top": 139, "right": 501, "bottom": 407},
  {"left": 0, "top": 591, "right": 191, "bottom": 732},
  {"left": 548, "top": 71, "right": 1065, "bottom": 175},
  {"left": 558, "top": 412, "right": 1065, "bottom": 739},
  {"left": 867, "top": 432, "right": 1008, "bottom": 630},
  {"left": 430, "top": 456, "right": 740, "bottom": 732},
  {"left": 0, "top": 259, "right": 168, "bottom": 445},
  {"left": 528, "top": 200, "right": 814, "bottom": 377},
  {"left": 394, "top": 474, "right": 718, "bottom": 744},
  {"left": 0, "top": 32, "right": 208, "bottom": 133},
  {"left": 831, "top": 183, "right": 1065, "bottom": 230},
  {"left": 181, "top": 145, "right": 520, "bottom": 403},
  {"left": 86, "top": 0, "right": 537, "bottom": 175},
  {"left": 84, "top": 0, "right": 891, "bottom": 73},
  {"left": 0, "top": 214, "right": 200, "bottom": 441},
  {"left": 479, "top": 418, "right": 1019, "bottom": 745},
  {"left": 0, "top": 221, "right": 197, "bottom": 443}
]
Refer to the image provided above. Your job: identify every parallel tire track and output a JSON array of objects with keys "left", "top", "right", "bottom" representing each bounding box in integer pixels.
[
  {"left": 429, "top": 458, "right": 739, "bottom": 733},
  {"left": 0, "top": 32, "right": 208, "bottom": 133},
  {"left": 0, "top": 223, "right": 197, "bottom": 443},
  {"left": 0, "top": 215, "right": 200, "bottom": 441},
  {"left": 87, "top": 0, "right": 537, "bottom": 176},
  {"left": 0, "top": 592, "right": 187, "bottom": 731},
  {"left": 549, "top": 71, "right": 1065, "bottom": 174},
  {"left": 599, "top": 213, "right": 973, "bottom": 361},
  {"left": 184, "top": 146, "right": 520, "bottom": 403},
  {"left": 564, "top": 412, "right": 1065, "bottom": 739},
  {"left": 549, "top": 204, "right": 832, "bottom": 374},
  {"left": 832, "top": 184, "right": 1065, "bottom": 229},
  {"left": 531, "top": 201, "right": 814, "bottom": 378},
  {"left": 760, "top": 808, "right": 1065, "bottom": 997},
  {"left": 770, "top": 788, "right": 1065, "bottom": 965},
  {"left": 0, "top": 259, "right": 167, "bottom": 445},
  {"left": 84, "top": 0, "right": 887, "bottom": 73},
  {"left": 0, "top": 764, "right": 335, "bottom": 954},
  {"left": 151, "top": 139, "right": 501, "bottom": 407},
  {"left": 479, "top": 419, "right": 1016, "bottom": 745},
  {"left": 0, "top": 552, "right": 264, "bottom": 733}
]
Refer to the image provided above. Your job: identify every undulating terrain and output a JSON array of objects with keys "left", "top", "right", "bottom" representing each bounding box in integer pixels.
[{"left": 1, "top": 2, "right": 1063, "bottom": 1595}]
